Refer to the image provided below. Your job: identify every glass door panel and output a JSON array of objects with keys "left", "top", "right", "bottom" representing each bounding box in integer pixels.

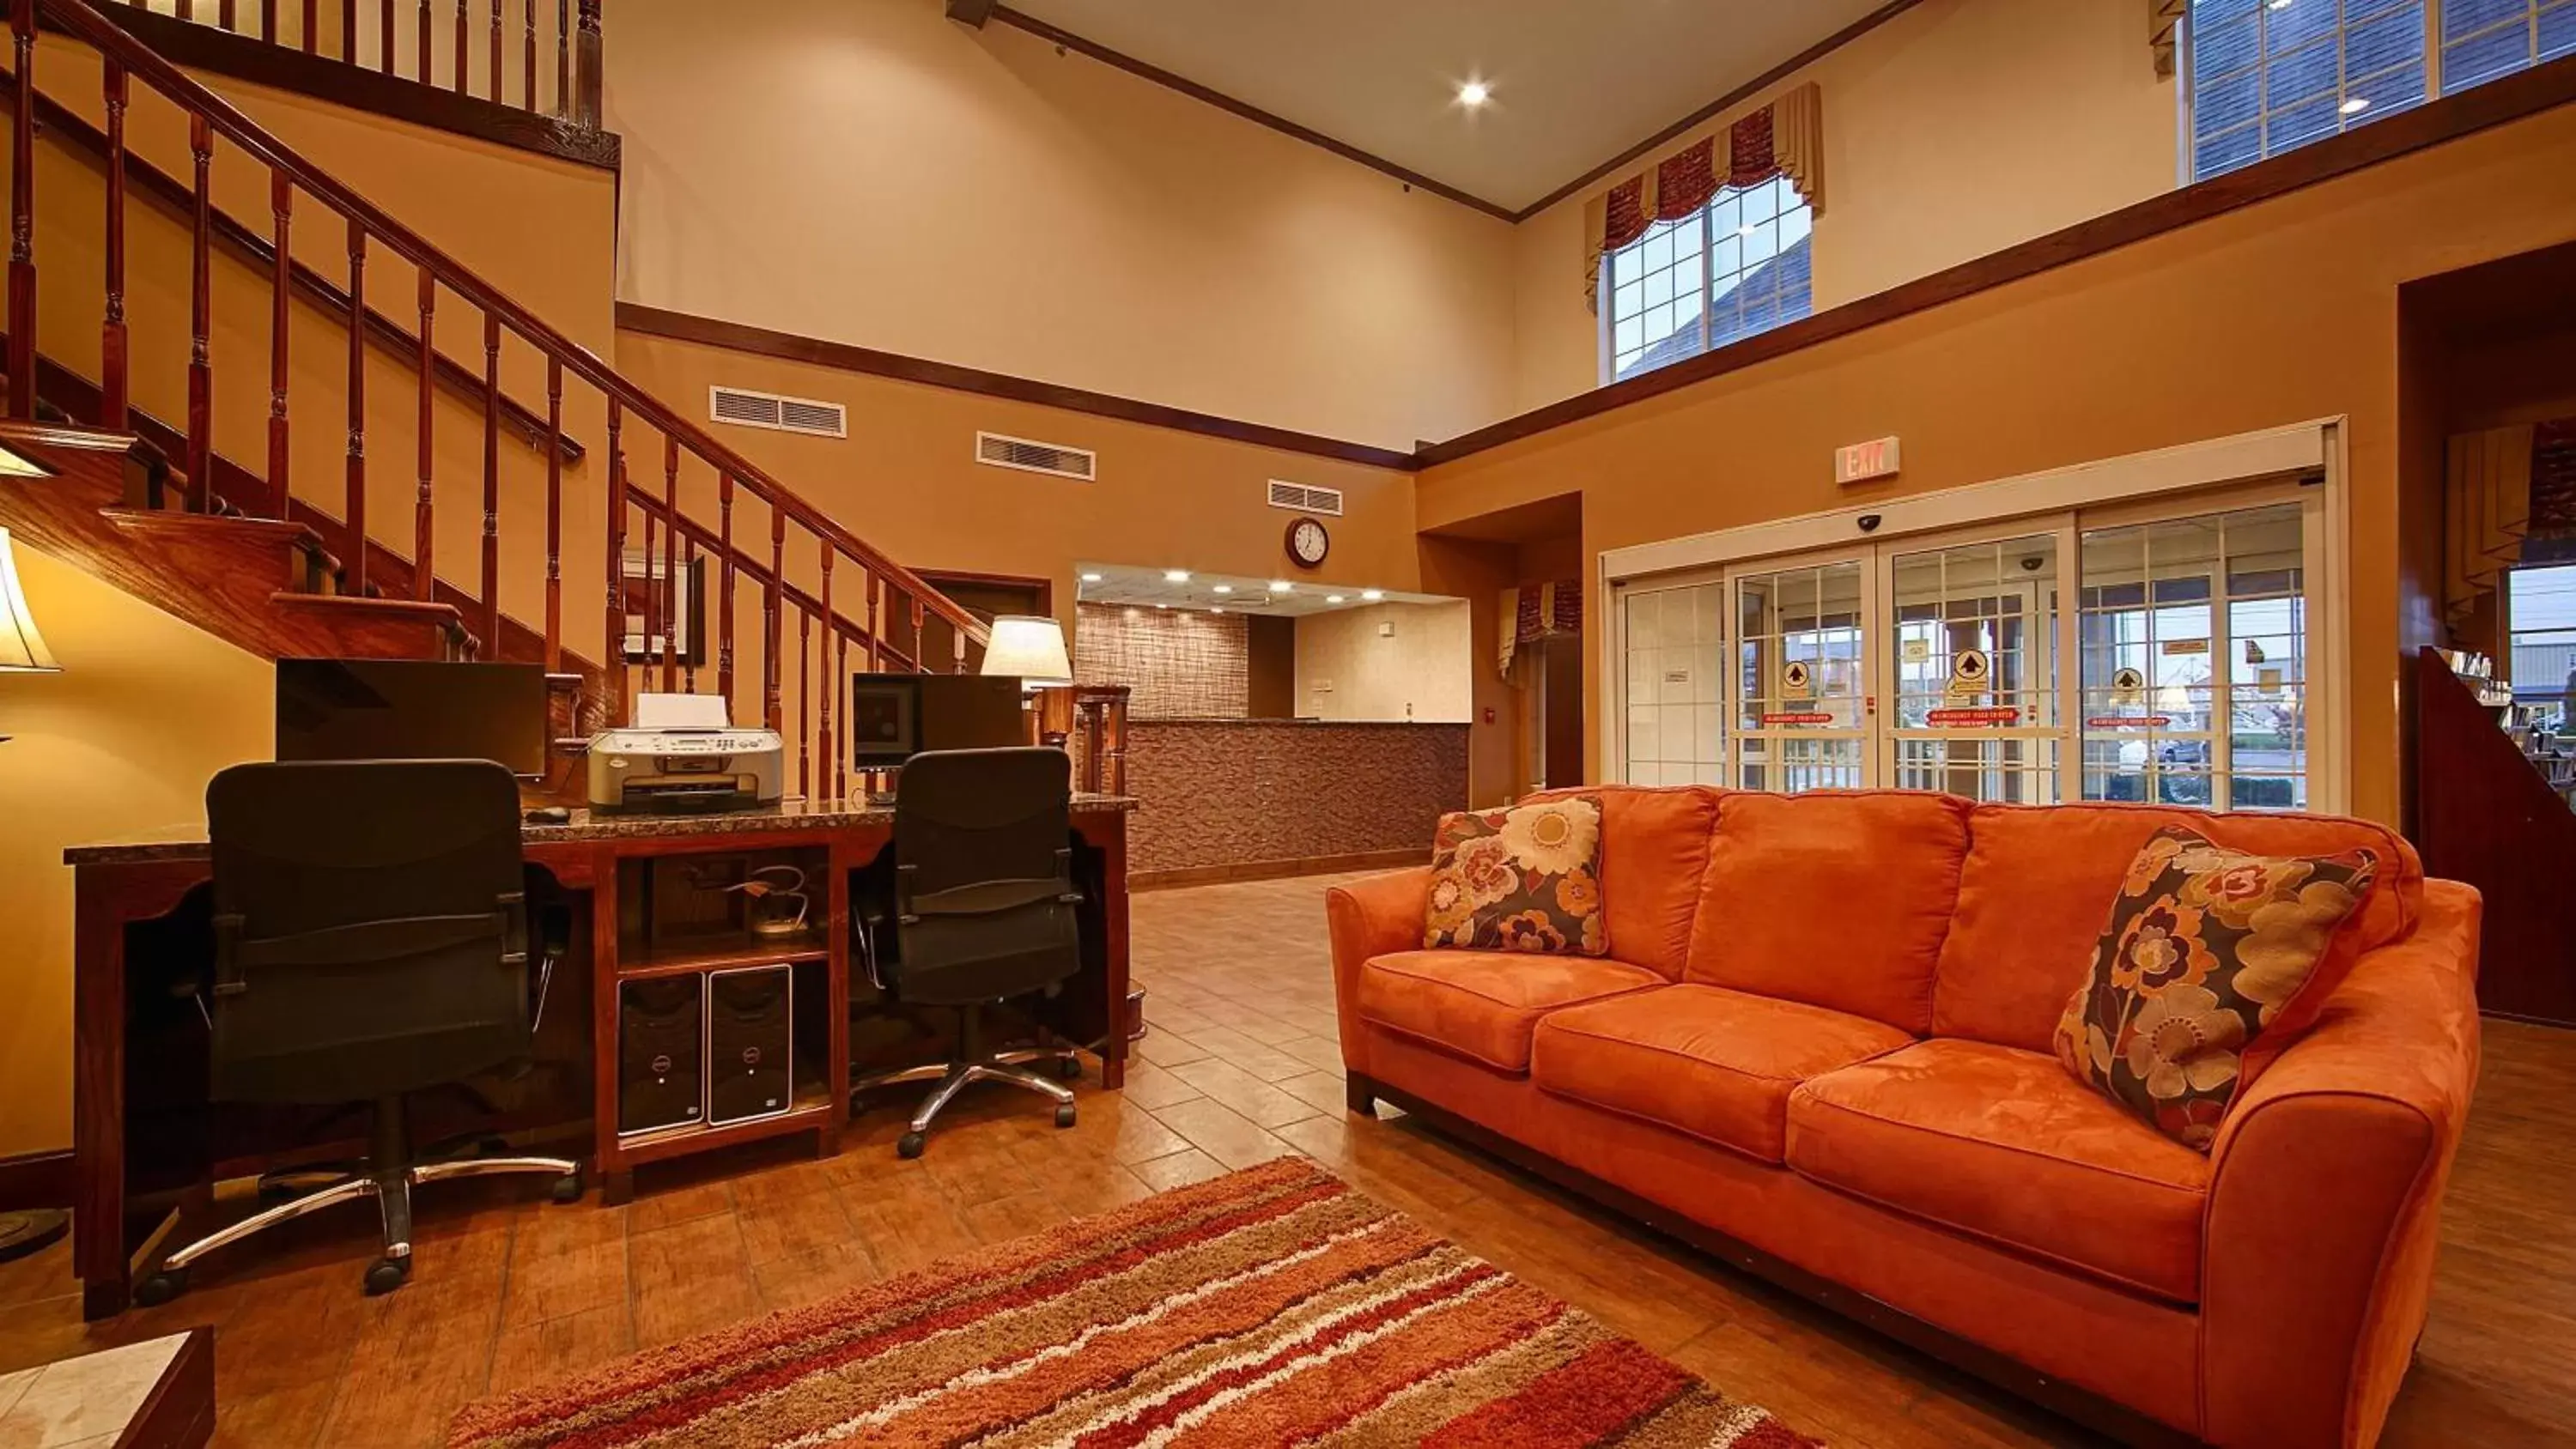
[
  {"left": 1620, "top": 580, "right": 1726, "bottom": 785},
  {"left": 1734, "top": 556, "right": 1868, "bottom": 792},
  {"left": 1884, "top": 532, "right": 2063, "bottom": 803},
  {"left": 2079, "top": 503, "right": 2306, "bottom": 810}
]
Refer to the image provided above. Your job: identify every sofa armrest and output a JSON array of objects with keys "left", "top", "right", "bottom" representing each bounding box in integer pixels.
[
  {"left": 1324, "top": 866, "right": 1431, "bottom": 1076},
  {"left": 2201, "top": 879, "right": 2482, "bottom": 1449}
]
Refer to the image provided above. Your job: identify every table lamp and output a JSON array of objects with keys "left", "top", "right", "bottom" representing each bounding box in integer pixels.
[{"left": 980, "top": 615, "right": 1072, "bottom": 688}]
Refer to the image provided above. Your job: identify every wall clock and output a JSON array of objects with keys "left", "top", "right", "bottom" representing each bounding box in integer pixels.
[{"left": 1285, "top": 516, "right": 1330, "bottom": 569}]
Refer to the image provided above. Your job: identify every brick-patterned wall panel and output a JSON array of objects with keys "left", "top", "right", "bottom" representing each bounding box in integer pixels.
[
  {"left": 1125, "top": 721, "right": 1469, "bottom": 875},
  {"left": 1075, "top": 603, "right": 1249, "bottom": 718}
]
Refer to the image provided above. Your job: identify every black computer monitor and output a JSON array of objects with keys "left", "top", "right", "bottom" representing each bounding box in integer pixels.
[
  {"left": 850, "top": 673, "right": 1027, "bottom": 769},
  {"left": 276, "top": 658, "right": 550, "bottom": 777}
]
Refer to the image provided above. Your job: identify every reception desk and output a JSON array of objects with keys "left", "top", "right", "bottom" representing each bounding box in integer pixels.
[{"left": 1124, "top": 718, "right": 1468, "bottom": 886}]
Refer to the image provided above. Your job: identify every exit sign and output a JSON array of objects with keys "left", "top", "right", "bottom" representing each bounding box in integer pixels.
[{"left": 1836, "top": 436, "right": 1901, "bottom": 484}]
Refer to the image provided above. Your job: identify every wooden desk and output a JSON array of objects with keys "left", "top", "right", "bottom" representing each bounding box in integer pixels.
[{"left": 64, "top": 795, "right": 1134, "bottom": 1320}]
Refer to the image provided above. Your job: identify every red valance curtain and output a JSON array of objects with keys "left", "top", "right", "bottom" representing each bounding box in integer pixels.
[
  {"left": 1498, "top": 580, "right": 1582, "bottom": 682},
  {"left": 1583, "top": 83, "right": 1826, "bottom": 312}
]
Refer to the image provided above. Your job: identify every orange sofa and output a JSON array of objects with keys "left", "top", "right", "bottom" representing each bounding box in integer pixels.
[{"left": 1326, "top": 787, "right": 2482, "bottom": 1449}]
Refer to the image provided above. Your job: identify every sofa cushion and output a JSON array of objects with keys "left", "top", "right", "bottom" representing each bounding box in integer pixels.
[
  {"left": 1532, "top": 984, "right": 1915, "bottom": 1163},
  {"left": 1687, "top": 791, "right": 1971, "bottom": 1033},
  {"left": 1425, "top": 796, "right": 1609, "bottom": 955},
  {"left": 1355, "top": 950, "right": 1662, "bottom": 1075},
  {"left": 2052, "top": 826, "right": 2380, "bottom": 1150},
  {"left": 1935, "top": 802, "right": 2425, "bottom": 1053},
  {"left": 1786, "top": 1039, "right": 2212, "bottom": 1303},
  {"left": 1526, "top": 785, "right": 1722, "bottom": 979}
]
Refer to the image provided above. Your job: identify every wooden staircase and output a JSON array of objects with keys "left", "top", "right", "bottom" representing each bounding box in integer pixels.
[{"left": 0, "top": 0, "right": 989, "bottom": 803}]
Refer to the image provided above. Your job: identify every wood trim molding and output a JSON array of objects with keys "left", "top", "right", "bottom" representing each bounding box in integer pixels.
[
  {"left": 614, "top": 302, "right": 1419, "bottom": 471},
  {"left": 83, "top": 3, "right": 621, "bottom": 173},
  {"left": 982, "top": 6, "right": 1516, "bottom": 223},
  {"left": 0, "top": 1149, "right": 71, "bottom": 1210},
  {"left": 1510, "top": 0, "right": 1929, "bottom": 222},
  {"left": 1419, "top": 54, "right": 2576, "bottom": 469}
]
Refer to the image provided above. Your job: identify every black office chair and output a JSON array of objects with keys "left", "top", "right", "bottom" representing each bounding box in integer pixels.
[
  {"left": 854, "top": 747, "right": 1085, "bottom": 1158},
  {"left": 135, "top": 761, "right": 580, "bottom": 1305}
]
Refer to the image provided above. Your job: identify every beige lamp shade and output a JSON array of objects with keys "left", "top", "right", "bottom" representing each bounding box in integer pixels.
[
  {"left": 980, "top": 615, "right": 1072, "bottom": 688},
  {"left": 0, "top": 529, "right": 58, "bottom": 673}
]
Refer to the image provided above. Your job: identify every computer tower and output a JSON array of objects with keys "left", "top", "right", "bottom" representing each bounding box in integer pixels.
[
  {"left": 617, "top": 975, "right": 705, "bottom": 1136},
  {"left": 706, "top": 964, "right": 794, "bottom": 1125}
]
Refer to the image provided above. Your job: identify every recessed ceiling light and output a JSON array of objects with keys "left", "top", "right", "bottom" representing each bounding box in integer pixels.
[
  {"left": 1361, "top": 589, "right": 1384, "bottom": 601},
  {"left": 1154, "top": 602, "right": 1168, "bottom": 609},
  {"left": 1163, "top": 569, "right": 1190, "bottom": 583},
  {"left": 1212, "top": 584, "right": 1233, "bottom": 594},
  {"left": 1457, "top": 80, "right": 1490, "bottom": 107},
  {"left": 1326, "top": 595, "right": 1346, "bottom": 604},
  {"left": 2340, "top": 96, "right": 2370, "bottom": 114},
  {"left": 1079, "top": 572, "right": 1103, "bottom": 584},
  {"left": 1212, "top": 607, "right": 1226, "bottom": 615},
  {"left": 1269, "top": 580, "right": 1292, "bottom": 593}
]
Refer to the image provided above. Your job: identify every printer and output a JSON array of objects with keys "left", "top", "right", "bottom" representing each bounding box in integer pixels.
[{"left": 587, "top": 693, "right": 785, "bottom": 815}]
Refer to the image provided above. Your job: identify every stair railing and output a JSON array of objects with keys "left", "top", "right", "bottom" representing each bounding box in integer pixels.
[
  {"left": 105, "top": 0, "right": 604, "bottom": 127},
  {"left": 11, "top": 0, "right": 992, "bottom": 804}
]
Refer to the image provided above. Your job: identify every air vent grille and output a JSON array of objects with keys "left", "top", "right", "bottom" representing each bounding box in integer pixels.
[
  {"left": 975, "top": 432, "right": 1097, "bottom": 482},
  {"left": 709, "top": 385, "right": 846, "bottom": 439},
  {"left": 1266, "top": 479, "right": 1345, "bottom": 517}
]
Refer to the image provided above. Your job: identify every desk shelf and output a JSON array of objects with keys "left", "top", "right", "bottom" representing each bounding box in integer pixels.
[
  {"left": 613, "top": 1098, "right": 838, "bottom": 1167},
  {"left": 618, "top": 936, "right": 829, "bottom": 979}
]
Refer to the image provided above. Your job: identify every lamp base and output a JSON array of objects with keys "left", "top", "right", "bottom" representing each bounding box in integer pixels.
[{"left": 0, "top": 1209, "right": 68, "bottom": 1263}]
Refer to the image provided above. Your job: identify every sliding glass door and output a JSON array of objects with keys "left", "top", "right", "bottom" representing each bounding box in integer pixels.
[{"left": 1613, "top": 490, "right": 2319, "bottom": 812}]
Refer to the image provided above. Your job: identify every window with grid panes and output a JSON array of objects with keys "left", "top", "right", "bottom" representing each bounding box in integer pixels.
[
  {"left": 2442, "top": 0, "right": 2576, "bottom": 88},
  {"left": 2186, "top": 0, "right": 2430, "bottom": 179},
  {"left": 1601, "top": 176, "right": 1813, "bottom": 385},
  {"left": 2185, "top": 0, "right": 2573, "bottom": 180}
]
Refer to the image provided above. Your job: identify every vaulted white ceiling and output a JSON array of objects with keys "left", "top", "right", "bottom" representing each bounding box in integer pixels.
[{"left": 999, "top": 0, "right": 1891, "bottom": 214}]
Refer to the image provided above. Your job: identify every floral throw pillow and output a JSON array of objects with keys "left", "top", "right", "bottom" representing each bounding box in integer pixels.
[
  {"left": 2053, "top": 826, "right": 2379, "bottom": 1151},
  {"left": 1423, "top": 795, "right": 1607, "bottom": 956}
]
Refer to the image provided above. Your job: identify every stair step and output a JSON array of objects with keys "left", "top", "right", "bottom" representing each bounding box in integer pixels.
[
  {"left": 267, "top": 591, "right": 483, "bottom": 658},
  {"left": 98, "top": 506, "right": 319, "bottom": 551}
]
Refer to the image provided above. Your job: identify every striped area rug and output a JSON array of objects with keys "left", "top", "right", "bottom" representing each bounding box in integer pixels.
[{"left": 447, "top": 1157, "right": 1820, "bottom": 1448}]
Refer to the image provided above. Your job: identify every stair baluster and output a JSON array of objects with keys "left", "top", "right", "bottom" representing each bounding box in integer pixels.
[
  {"left": 796, "top": 605, "right": 811, "bottom": 798},
  {"left": 186, "top": 114, "right": 211, "bottom": 512},
  {"left": 343, "top": 215, "right": 367, "bottom": 592},
  {"left": 544, "top": 354, "right": 560, "bottom": 670},
  {"left": 818, "top": 545, "right": 834, "bottom": 801},
  {"left": 519, "top": 0, "right": 532, "bottom": 111},
  {"left": 679, "top": 537, "right": 696, "bottom": 692},
  {"left": 485, "top": 0, "right": 498, "bottom": 105},
  {"left": 603, "top": 394, "right": 625, "bottom": 726},
  {"left": 262, "top": 0, "right": 276, "bottom": 45},
  {"left": 377, "top": 0, "right": 392, "bottom": 74},
  {"left": 267, "top": 172, "right": 289, "bottom": 511},
  {"left": 478, "top": 309, "right": 497, "bottom": 646},
  {"left": 765, "top": 506, "right": 783, "bottom": 733},
  {"left": 9, "top": 0, "right": 34, "bottom": 421},
  {"left": 659, "top": 430, "right": 677, "bottom": 694},
  {"left": 413, "top": 269, "right": 433, "bottom": 599},
  {"left": 552, "top": 0, "right": 565, "bottom": 118},
  {"left": 99, "top": 59, "right": 126, "bottom": 429},
  {"left": 301, "top": 0, "right": 314, "bottom": 56},
  {"left": 716, "top": 471, "right": 734, "bottom": 703},
  {"left": 337, "top": 0, "right": 352, "bottom": 64},
  {"left": 415, "top": 0, "right": 428, "bottom": 92},
  {"left": 637, "top": 496, "right": 655, "bottom": 689},
  {"left": 865, "top": 575, "right": 880, "bottom": 673}
]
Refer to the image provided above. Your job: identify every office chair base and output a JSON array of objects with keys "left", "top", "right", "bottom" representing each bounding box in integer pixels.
[
  {"left": 143, "top": 1151, "right": 580, "bottom": 1302},
  {"left": 894, "top": 1060, "right": 1078, "bottom": 1158}
]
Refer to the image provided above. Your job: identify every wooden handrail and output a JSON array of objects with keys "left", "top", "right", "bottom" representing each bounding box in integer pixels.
[{"left": 33, "top": 0, "right": 990, "bottom": 650}]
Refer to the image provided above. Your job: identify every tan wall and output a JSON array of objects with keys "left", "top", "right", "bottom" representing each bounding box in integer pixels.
[
  {"left": 1424, "top": 101, "right": 2576, "bottom": 828},
  {"left": 1293, "top": 601, "right": 1473, "bottom": 723},
  {"left": 1511, "top": 0, "right": 2178, "bottom": 413},
  {"left": 605, "top": 0, "right": 1515, "bottom": 452},
  {"left": 0, "top": 549, "right": 275, "bottom": 1159},
  {"left": 0, "top": 48, "right": 622, "bottom": 1158}
]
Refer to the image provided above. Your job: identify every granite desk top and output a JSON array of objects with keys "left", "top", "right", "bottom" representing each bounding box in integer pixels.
[{"left": 65, "top": 793, "right": 1139, "bottom": 866}]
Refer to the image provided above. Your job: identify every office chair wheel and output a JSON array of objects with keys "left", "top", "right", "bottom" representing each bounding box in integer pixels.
[
  {"left": 550, "top": 1168, "right": 584, "bottom": 1205},
  {"left": 1054, "top": 1055, "right": 1084, "bottom": 1082},
  {"left": 1054, "top": 1104, "right": 1077, "bottom": 1130},
  {"left": 896, "top": 1131, "right": 927, "bottom": 1160},
  {"left": 364, "top": 1257, "right": 410, "bottom": 1296},
  {"left": 133, "top": 1267, "right": 188, "bottom": 1307}
]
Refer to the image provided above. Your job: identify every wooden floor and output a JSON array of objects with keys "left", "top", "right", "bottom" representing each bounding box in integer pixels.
[{"left": 2, "top": 870, "right": 2571, "bottom": 1447}]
